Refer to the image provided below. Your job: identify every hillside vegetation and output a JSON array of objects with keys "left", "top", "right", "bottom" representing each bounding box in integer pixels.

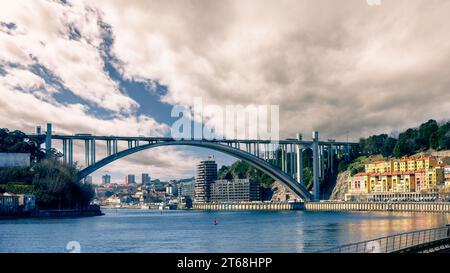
[
  {"left": 358, "top": 119, "right": 450, "bottom": 158},
  {"left": 0, "top": 128, "right": 94, "bottom": 209}
]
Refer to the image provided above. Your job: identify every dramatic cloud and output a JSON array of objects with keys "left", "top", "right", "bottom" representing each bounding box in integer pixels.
[
  {"left": 95, "top": 0, "right": 450, "bottom": 140},
  {"left": 0, "top": 0, "right": 137, "bottom": 112}
]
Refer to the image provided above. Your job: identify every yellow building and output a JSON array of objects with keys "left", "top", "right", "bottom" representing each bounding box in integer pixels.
[
  {"left": 445, "top": 166, "right": 450, "bottom": 189},
  {"left": 407, "top": 160, "right": 416, "bottom": 172},
  {"left": 392, "top": 174, "right": 415, "bottom": 192},
  {"left": 399, "top": 160, "right": 407, "bottom": 172},
  {"left": 364, "top": 161, "right": 393, "bottom": 173},
  {"left": 425, "top": 167, "right": 444, "bottom": 189},
  {"left": 350, "top": 156, "right": 443, "bottom": 194},
  {"left": 378, "top": 161, "right": 393, "bottom": 173},
  {"left": 379, "top": 175, "right": 392, "bottom": 192},
  {"left": 393, "top": 161, "right": 400, "bottom": 172},
  {"left": 364, "top": 163, "right": 375, "bottom": 173}
]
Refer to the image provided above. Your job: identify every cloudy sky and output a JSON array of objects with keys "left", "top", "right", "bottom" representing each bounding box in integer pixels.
[{"left": 1, "top": 0, "right": 450, "bottom": 183}]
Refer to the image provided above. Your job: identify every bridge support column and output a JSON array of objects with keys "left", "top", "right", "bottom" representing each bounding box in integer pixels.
[
  {"left": 320, "top": 145, "right": 324, "bottom": 178},
  {"left": 296, "top": 145, "right": 303, "bottom": 184},
  {"left": 289, "top": 144, "right": 295, "bottom": 177},
  {"left": 329, "top": 144, "right": 334, "bottom": 173},
  {"left": 84, "top": 139, "right": 90, "bottom": 167},
  {"left": 68, "top": 139, "right": 73, "bottom": 165},
  {"left": 113, "top": 139, "right": 118, "bottom": 154},
  {"left": 63, "top": 139, "right": 67, "bottom": 164},
  {"left": 346, "top": 143, "right": 350, "bottom": 162},
  {"left": 35, "top": 126, "right": 42, "bottom": 152},
  {"left": 90, "top": 139, "right": 96, "bottom": 164},
  {"left": 107, "top": 140, "right": 112, "bottom": 156},
  {"left": 312, "top": 131, "right": 320, "bottom": 200},
  {"left": 45, "top": 123, "right": 52, "bottom": 154}
]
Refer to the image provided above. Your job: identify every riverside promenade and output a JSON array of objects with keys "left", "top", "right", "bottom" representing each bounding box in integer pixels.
[
  {"left": 305, "top": 201, "right": 450, "bottom": 213},
  {"left": 192, "top": 201, "right": 450, "bottom": 212},
  {"left": 192, "top": 202, "right": 304, "bottom": 211}
]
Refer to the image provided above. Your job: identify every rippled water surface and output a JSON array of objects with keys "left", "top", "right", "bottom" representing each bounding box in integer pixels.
[{"left": 1, "top": 209, "right": 449, "bottom": 252}]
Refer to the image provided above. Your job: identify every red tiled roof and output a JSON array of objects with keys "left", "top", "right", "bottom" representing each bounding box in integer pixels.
[{"left": 354, "top": 170, "right": 426, "bottom": 177}]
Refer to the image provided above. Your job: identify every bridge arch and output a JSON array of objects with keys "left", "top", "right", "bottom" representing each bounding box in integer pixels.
[{"left": 78, "top": 140, "right": 312, "bottom": 201}]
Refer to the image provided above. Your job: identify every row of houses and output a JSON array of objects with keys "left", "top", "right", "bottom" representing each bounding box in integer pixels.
[{"left": 348, "top": 156, "right": 450, "bottom": 195}]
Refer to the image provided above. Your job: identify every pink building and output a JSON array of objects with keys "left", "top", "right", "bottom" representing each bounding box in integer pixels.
[{"left": 415, "top": 171, "right": 426, "bottom": 192}]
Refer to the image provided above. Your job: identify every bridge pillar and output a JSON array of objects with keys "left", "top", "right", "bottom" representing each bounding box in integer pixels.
[
  {"left": 84, "top": 139, "right": 90, "bottom": 167},
  {"left": 45, "top": 123, "right": 52, "bottom": 154},
  {"left": 113, "top": 139, "right": 118, "bottom": 154},
  {"left": 296, "top": 145, "right": 303, "bottom": 184},
  {"left": 35, "top": 126, "right": 42, "bottom": 151},
  {"left": 68, "top": 139, "right": 73, "bottom": 165},
  {"left": 313, "top": 131, "right": 320, "bottom": 200},
  {"left": 90, "top": 139, "right": 96, "bottom": 164},
  {"left": 346, "top": 143, "right": 350, "bottom": 162},
  {"left": 63, "top": 139, "right": 67, "bottom": 164},
  {"left": 289, "top": 144, "right": 295, "bottom": 177},
  {"left": 319, "top": 145, "right": 324, "bottom": 178},
  {"left": 312, "top": 131, "right": 320, "bottom": 200},
  {"left": 329, "top": 144, "right": 334, "bottom": 173}
]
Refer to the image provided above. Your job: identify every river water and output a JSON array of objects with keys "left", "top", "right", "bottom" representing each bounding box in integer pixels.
[{"left": 1, "top": 209, "right": 449, "bottom": 253}]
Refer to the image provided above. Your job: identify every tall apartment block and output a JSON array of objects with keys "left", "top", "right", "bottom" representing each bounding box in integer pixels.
[
  {"left": 125, "top": 174, "right": 136, "bottom": 184},
  {"left": 194, "top": 157, "right": 217, "bottom": 203},
  {"left": 141, "top": 173, "right": 151, "bottom": 185},
  {"left": 102, "top": 174, "right": 111, "bottom": 184}
]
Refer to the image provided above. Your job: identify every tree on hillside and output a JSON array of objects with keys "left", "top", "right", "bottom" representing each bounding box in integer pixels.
[
  {"left": 218, "top": 160, "right": 274, "bottom": 186},
  {"left": 359, "top": 134, "right": 389, "bottom": 155},
  {"left": 381, "top": 137, "right": 397, "bottom": 157},
  {"left": 436, "top": 122, "right": 450, "bottom": 150},
  {"left": 32, "top": 158, "right": 94, "bottom": 209},
  {"left": 418, "top": 119, "right": 439, "bottom": 149},
  {"left": 0, "top": 128, "right": 45, "bottom": 161}
]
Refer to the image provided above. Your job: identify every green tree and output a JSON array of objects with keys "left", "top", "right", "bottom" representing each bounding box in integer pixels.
[
  {"left": 418, "top": 119, "right": 439, "bottom": 149},
  {"left": 393, "top": 138, "right": 410, "bottom": 158},
  {"left": 381, "top": 137, "right": 397, "bottom": 157},
  {"left": 32, "top": 158, "right": 94, "bottom": 209}
]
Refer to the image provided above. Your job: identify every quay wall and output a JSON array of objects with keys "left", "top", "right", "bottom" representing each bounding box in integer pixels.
[
  {"left": 304, "top": 202, "right": 450, "bottom": 213},
  {"left": 192, "top": 202, "right": 304, "bottom": 211},
  {"left": 192, "top": 201, "right": 450, "bottom": 212}
]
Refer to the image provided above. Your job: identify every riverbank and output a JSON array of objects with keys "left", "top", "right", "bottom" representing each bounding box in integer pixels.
[
  {"left": 305, "top": 201, "right": 450, "bottom": 213},
  {"left": 0, "top": 205, "right": 104, "bottom": 219},
  {"left": 191, "top": 201, "right": 450, "bottom": 212},
  {"left": 192, "top": 201, "right": 303, "bottom": 211}
]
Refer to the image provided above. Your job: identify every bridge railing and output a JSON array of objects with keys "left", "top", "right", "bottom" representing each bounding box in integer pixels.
[{"left": 322, "top": 225, "right": 450, "bottom": 253}]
